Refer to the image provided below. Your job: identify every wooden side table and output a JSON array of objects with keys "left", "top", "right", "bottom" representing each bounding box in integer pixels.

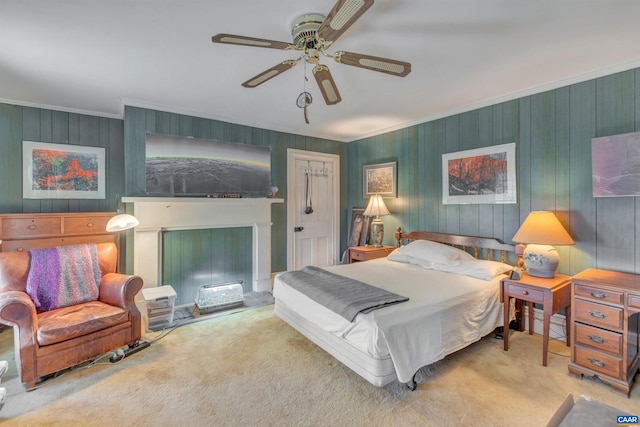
[
  {"left": 348, "top": 245, "right": 394, "bottom": 263},
  {"left": 501, "top": 273, "right": 572, "bottom": 366}
]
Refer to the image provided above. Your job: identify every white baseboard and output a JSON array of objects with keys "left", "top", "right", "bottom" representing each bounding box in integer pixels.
[{"left": 522, "top": 307, "right": 567, "bottom": 343}]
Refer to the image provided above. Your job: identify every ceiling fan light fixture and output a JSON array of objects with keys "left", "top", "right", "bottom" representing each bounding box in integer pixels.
[
  {"left": 211, "top": 0, "right": 409, "bottom": 106},
  {"left": 291, "top": 14, "right": 325, "bottom": 49}
]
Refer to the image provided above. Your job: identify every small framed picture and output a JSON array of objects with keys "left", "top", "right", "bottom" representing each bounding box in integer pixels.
[{"left": 362, "top": 161, "right": 397, "bottom": 198}]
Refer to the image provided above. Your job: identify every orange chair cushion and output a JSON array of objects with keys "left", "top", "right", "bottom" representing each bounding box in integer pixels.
[{"left": 37, "top": 301, "right": 129, "bottom": 346}]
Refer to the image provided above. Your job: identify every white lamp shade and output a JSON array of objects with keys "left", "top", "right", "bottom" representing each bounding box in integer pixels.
[
  {"left": 363, "top": 195, "right": 390, "bottom": 217},
  {"left": 106, "top": 214, "right": 139, "bottom": 232}
]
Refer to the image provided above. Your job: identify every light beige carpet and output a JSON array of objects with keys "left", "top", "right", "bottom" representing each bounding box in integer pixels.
[{"left": 0, "top": 305, "right": 638, "bottom": 426}]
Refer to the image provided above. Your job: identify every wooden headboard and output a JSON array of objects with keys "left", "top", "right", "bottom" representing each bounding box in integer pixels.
[
  {"left": 395, "top": 227, "right": 516, "bottom": 264},
  {"left": 0, "top": 212, "right": 116, "bottom": 252}
]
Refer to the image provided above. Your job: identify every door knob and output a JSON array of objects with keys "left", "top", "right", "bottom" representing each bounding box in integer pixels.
[{"left": 294, "top": 227, "right": 304, "bottom": 232}]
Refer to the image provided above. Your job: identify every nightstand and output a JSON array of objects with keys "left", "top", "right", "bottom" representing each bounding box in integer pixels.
[
  {"left": 501, "top": 273, "right": 572, "bottom": 366},
  {"left": 348, "top": 245, "right": 394, "bottom": 263}
]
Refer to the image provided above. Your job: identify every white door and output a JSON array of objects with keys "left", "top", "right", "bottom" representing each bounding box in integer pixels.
[{"left": 287, "top": 149, "right": 340, "bottom": 270}]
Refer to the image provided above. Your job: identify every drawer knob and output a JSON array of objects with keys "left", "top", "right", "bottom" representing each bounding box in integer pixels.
[
  {"left": 587, "top": 357, "right": 606, "bottom": 368},
  {"left": 590, "top": 291, "right": 607, "bottom": 299},
  {"left": 521, "top": 290, "right": 529, "bottom": 296},
  {"left": 587, "top": 334, "right": 606, "bottom": 344},
  {"left": 17, "top": 247, "right": 24, "bottom": 252},
  {"left": 588, "top": 310, "right": 607, "bottom": 319},
  {"left": 28, "top": 224, "right": 37, "bottom": 230},
  {"left": 87, "top": 222, "right": 94, "bottom": 227}
]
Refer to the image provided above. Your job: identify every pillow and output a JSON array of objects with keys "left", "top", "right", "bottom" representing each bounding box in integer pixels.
[
  {"left": 426, "top": 258, "right": 513, "bottom": 281},
  {"left": 394, "top": 239, "right": 475, "bottom": 266},
  {"left": 387, "top": 250, "right": 437, "bottom": 268}
]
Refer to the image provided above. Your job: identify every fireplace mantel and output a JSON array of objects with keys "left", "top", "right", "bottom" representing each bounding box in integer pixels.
[{"left": 122, "top": 197, "right": 283, "bottom": 292}]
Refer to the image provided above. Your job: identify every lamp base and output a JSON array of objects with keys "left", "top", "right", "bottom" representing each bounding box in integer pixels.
[
  {"left": 370, "top": 218, "right": 384, "bottom": 248},
  {"left": 522, "top": 244, "right": 559, "bottom": 278}
]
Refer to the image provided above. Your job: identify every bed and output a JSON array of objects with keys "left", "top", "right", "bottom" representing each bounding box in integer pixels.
[{"left": 273, "top": 228, "right": 518, "bottom": 389}]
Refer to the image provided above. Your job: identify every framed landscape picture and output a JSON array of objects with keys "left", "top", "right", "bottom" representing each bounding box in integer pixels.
[
  {"left": 362, "top": 161, "right": 397, "bottom": 197},
  {"left": 22, "top": 141, "right": 105, "bottom": 199},
  {"left": 442, "top": 143, "right": 517, "bottom": 204}
]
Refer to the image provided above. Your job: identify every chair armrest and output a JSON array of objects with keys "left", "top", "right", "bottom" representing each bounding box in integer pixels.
[
  {"left": 0, "top": 290, "right": 38, "bottom": 329},
  {"left": 0, "top": 291, "right": 39, "bottom": 385},
  {"left": 99, "top": 273, "right": 143, "bottom": 310}
]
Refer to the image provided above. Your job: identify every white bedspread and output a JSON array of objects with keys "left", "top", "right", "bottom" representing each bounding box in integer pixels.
[{"left": 273, "top": 258, "right": 504, "bottom": 383}]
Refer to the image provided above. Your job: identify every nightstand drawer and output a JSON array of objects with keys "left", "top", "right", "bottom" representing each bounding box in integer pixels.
[
  {"left": 575, "top": 322, "right": 622, "bottom": 355},
  {"left": 574, "top": 284, "right": 623, "bottom": 305},
  {"left": 574, "top": 299, "right": 623, "bottom": 331},
  {"left": 575, "top": 346, "right": 622, "bottom": 379},
  {"left": 505, "top": 283, "right": 544, "bottom": 303},
  {"left": 351, "top": 251, "right": 367, "bottom": 262}
]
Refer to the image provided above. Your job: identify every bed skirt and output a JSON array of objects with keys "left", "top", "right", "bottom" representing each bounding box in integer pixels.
[{"left": 274, "top": 299, "right": 397, "bottom": 387}]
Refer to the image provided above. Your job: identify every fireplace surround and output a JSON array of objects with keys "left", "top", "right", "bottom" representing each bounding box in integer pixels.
[{"left": 122, "top": 197, "right": 283, "bottom": 293}]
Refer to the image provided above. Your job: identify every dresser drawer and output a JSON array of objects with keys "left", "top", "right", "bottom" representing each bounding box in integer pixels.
[
  {"left": 505, "top": 283, "right": 544, "bottom": 303},
  {"left": 575, "top": 322, "right": 622, "bottom": 355},
  {"left": 0, "top": 217, "right": 61, "bottom": 239},
  {"left": 64, "top": 216, "right": 111, "bottom": 235},
  {"left": 574, "top": 346, "right": 622, "bottom": 379},
  {"left": 574, "top": 284, "right": 623, "bottom": 305},
  {"left": 629, "top": 293, "right": 640, "bottom": 310},
  {"left": 574, "top": 299, "right": 623, "bottom": 331}
]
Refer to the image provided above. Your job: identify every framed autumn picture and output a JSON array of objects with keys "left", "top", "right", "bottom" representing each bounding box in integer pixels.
[
  {"left": 22, "top": 141, "right": 106, "bottom": 199},
  {"left": 442, "top": 143, "right": 517, "bottom": 204}
]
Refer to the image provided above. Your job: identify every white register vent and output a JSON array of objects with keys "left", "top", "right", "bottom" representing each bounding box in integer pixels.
[{"left": 195, "top": 281, "right": 244, "bottom": 314}]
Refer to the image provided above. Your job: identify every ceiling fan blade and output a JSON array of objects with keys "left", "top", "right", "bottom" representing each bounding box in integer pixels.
[
  {"left": 312, "top": 64, "right": 342, "bottom": 105},
  {"left": 316, "top": 0, "right": 374, "bottom": 44},
  {"left": 212, "top": 33, "right": 295, "bottom": 50},
  {"left": 333, "top": 51, "right": 411, "bottom": 77},
  {"left": 242, "top": 60, "right": 298, "bottom": 88}
]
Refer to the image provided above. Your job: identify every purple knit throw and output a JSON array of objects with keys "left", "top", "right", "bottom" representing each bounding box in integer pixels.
[{"left": 26, "top": 244, "right": 102, "bottom": 311}]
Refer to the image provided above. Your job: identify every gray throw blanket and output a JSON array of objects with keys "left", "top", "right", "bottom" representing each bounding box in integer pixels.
[{"left": 278, "top": 266, "right": 409, "bottom": 322}]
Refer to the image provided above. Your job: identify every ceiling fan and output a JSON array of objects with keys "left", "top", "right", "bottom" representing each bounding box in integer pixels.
[{"left": 211, "top": 0, "right": 411, "bottom": 106}]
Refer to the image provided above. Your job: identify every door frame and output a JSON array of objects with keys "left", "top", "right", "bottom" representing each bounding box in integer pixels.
[{"left": 287, "top": 148, "right": 340, "bottom": 270}]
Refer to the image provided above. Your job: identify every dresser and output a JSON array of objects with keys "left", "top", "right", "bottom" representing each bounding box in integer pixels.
[
  {"left": 568, "top": 268, "right": 640, "bottom": 396},
  {"left": 0, "top": 212, "right": 116, "bottom": 252}
]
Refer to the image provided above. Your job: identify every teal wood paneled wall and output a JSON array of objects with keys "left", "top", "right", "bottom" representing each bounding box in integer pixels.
[
  {"left": 348, "top": 68, "right": 640, "bottom": 275},
  {"left": 123, "top": 106, "right": 347, "bottom": 284},
  {"left": 0, "top": 103, "right": 123, "bottom": 214}
]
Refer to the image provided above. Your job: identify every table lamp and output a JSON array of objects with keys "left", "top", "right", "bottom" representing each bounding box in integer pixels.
[
  {"left": 511, "top": 211, "right": 574, "bottom": 278},
  {"left": 106, "top": 213, "right": 139, "bottom": 273},
  {"left": 363, "top": 194, "right": 390, "bottom": 248}
]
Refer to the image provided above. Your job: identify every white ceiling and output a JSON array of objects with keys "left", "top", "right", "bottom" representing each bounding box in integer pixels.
[{"left": 3, "top": 0, "right": 640, "bottom": 142}]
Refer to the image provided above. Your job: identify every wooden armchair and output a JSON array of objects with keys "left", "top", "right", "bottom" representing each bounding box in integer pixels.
[{"left": 0, "top": 242, "right": 143, "bottom": 389}]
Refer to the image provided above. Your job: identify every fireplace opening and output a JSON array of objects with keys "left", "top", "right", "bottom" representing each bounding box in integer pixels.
[{"left": 162, "top": 227, "right": 252, "bottom": 306}]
